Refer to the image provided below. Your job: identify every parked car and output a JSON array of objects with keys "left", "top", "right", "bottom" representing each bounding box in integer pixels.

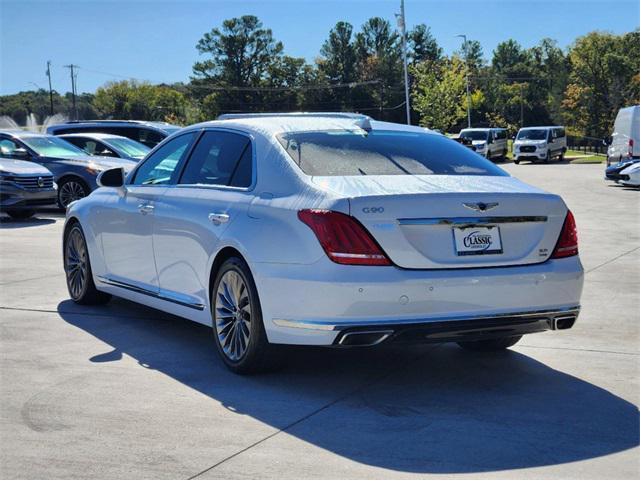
[
  {"left": 0, "top": 157, "right": 57, "bottom": 219},
  {"left": 0, "top": 130, "right": 136, "bottom": 208},
  {"left": 47, "top": 120, "right": 181, "bottom": 148},
  {"left": 513, "top": 126, "right": 567, "bottom": 164},
  {"left": 63, "top": 113, "right": 583, "bottom": 374},
  {"left": 604, "top": 158, "right": 638, "bottom": 182},
  {"left": 617, "top": 162, "right": 640, "bottom": 187},
  {"left": 59, "top": 133, "right": 150, "bottom": 161},
  {"left": 605, "top": 105, "right": 640, "bottom": 166},
  {"left": 459, "top": 128, "right": 508, "bottom": 161}
]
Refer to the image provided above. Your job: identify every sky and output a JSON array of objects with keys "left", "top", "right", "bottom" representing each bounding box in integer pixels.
[{"left": 1, "top": 0, "right": 638, "bottom": 95}]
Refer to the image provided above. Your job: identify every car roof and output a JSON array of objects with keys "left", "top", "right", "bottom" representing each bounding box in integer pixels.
[
  {"left": 460, "top": 128, "right": 505, "bottom": 131},
  {"left": 519, "top": 126, "right": 565, "bottom": 130},
  {"left": 47, "top": 120, "right": 180, "bottom": 133},
  {"left": 0, "top": 129, "right": 50, "bottom": 138},
  {"left": 188, "top": 113, "right": 433, "bottom": 137},
  {"left": 58, "top": 132, "right": 130, "bottom": 140}
]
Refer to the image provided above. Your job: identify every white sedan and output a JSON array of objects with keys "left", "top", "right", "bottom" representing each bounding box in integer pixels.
[
  {"left": 618, "top": 162, "right": 640, "bottom": 187},
  {"left": 63, "top": 113, "right": 584, "bottom": 374}
]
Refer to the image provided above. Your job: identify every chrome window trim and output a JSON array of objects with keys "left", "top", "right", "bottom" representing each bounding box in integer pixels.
[
  {"left": 397, "top": 216, "right": 548, "bottom": 226},
  {"left": 273, "top": 306, "right": 581, "bottom": 331}
]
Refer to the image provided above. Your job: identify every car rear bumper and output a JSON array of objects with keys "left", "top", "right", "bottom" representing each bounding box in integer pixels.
[{"left": 254, "top": 255, "right": 584, "bottom": 345}]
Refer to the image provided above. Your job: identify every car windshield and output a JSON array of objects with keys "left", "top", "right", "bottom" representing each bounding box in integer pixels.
[
  {"left": 21, "top": 135, "right": 86, "bottom": 157},
  {"left": 276, "top": 130, "right": 508, "bottom": 177},
  {"left": 517, "top": 129, "right": 547, "bottom": 140},
  {"left": 460, "top": 130, "right": 489, "bottom": 141},
  {"left": 106, "top": 137, "right": 150, "bottom": 159}
]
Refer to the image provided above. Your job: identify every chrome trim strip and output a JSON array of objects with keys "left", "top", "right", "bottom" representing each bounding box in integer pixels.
[
  {"left": 397, "top": 216, "right": 548, "bottom": 226},
  {"left": 98, "top": 276, "right": 205, "bottom": 311},
  {"left": 273, "top": 306, "right": 580, "bottom": 332}
]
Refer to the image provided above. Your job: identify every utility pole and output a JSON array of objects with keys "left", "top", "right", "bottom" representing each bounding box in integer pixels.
[
  {"left": 45, "top": 61, "right": 54, "bottom": 116},
  {"left": 64, "top": 64, "right": 79, "bottom": 120},
  {"left": 397, "top": 0, "right": 411, "bottom": 125},
  {"left": 456, "top": 34, "right": 471, "bottom": 128},
  {"left": 519, "top": 83, "right": 524, "bottom": 128}
]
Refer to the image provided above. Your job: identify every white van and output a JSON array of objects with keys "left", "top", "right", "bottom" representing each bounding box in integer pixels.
[
  {"left": 459, "top": 128, "right": 508, "bottom": 161},
  {"left": 513, "top": 126, "right": 567, "bottom": 164},
  {"left": 606, "top": 106, "right": 640, "bottom": 166}
]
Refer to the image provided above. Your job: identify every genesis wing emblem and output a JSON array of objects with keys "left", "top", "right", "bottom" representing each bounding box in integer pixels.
[{"left": 463, "top": 202, "right": 499, "bottom": 212}]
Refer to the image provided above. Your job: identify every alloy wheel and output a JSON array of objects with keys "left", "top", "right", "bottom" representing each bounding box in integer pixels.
[
  {"left": 59, "top": 180, "right": 87, "bottom": 207},
  {"left": 65, "top": 227, "right": 87, "bottom": 300},
  {"left": 214, "top": 270, "right": 252, "bottom": 362}
]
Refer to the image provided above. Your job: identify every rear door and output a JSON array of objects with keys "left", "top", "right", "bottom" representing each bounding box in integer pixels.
[{"left": 152, "top": 129, "right": 255, "bottom": 309}]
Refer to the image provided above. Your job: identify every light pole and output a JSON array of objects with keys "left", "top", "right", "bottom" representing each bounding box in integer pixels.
[
  {"left": 396, "top": 0, "right": 411, "bottom": 125},
  {"left": 456, "top": 34, "right": 471, "bottom": 128},
  {"left": 46, "top": 60, "right": 54, "bottom": 116}
]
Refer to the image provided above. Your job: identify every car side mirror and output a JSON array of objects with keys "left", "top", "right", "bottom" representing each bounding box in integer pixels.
[{"left": 97, "top": 167, "right": 125, "bottom": 188}]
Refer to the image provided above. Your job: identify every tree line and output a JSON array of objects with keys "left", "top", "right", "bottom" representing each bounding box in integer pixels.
[{"left": 1, "top": 15, "right": 638, "bottom": 138}]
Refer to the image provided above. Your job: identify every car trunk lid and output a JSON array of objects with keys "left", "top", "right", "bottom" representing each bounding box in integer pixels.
[{"left": 312, "top": 175, "right": 567, "bottom": 269}]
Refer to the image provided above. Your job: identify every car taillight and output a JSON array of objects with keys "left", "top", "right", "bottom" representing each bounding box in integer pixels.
[
  {"left": 298, "top": 209, "right": 391, "bottom": 266},
  {"left": 552, "top": 210, "right": 578, "bottom": 258}
]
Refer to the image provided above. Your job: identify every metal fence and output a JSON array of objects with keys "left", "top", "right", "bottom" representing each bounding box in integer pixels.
[{"left": 567, "top": 135, "right": 607, "bottom": 155}]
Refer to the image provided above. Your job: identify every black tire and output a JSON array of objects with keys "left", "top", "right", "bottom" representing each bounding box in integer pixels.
[
  {"left": 58, "top": 177, "right": 90, "bottom": 209},
  {"left": 457, "top": 335, "right": 522, "bottom": 352},
  {"left": 514, "top": 158, "right": 520, "bottom": 164},
  {"left": 6, "top": 209, "right": 35, "bottom": 219},
  {"left": 543, "top": 151, "right": 551, "bottom": 163},
  {"left": 64, "top": 223, "right": 112, "bottom": 305},
  {"left": 211, "top": 257, "right": 281, "bottom": 374}
]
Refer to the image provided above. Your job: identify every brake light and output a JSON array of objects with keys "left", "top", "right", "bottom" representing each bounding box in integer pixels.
[
  {"left": 552, "top": 210, "right": 578, "bottom": 258},
  {"left": 298, "top": 209, "right": 391, "bottom": 266}
]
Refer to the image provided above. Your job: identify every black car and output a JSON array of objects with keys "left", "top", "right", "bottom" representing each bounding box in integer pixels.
[
  {"left": 47, "top": 120, "right": 181, "bottom": 148},
  {"left": 605, "top": 159, "right": 639, "bottom": 181},
  {"left": 0, "top": 157, "right": 57, "bottom": 219}
]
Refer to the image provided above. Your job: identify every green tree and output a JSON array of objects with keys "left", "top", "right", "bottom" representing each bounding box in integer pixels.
[
  {"left": 411, "top": 57, "right": 467, "bottom": 131},
  {"left": 93, "top": 80, "right": 189, "bottom": 123},
  {"left": 563, "top": 30, "right": 639, "bottom": 137},
  {"left": 409, "top": 24, "right": 442, "bottom": 64}
]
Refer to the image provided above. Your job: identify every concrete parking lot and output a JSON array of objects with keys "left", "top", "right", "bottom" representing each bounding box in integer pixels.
[{"left": 1, "top": 162, "right": 638, "bottom": 479}]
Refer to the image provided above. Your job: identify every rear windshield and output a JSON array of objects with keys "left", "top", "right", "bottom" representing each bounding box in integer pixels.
[{"left": 276, "top": 130, "right": 507, "bottom": 176}]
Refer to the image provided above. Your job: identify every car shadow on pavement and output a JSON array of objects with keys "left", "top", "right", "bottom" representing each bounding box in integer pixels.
[{"left": 57, "top": 298, "right": 639, "bottom": 474}]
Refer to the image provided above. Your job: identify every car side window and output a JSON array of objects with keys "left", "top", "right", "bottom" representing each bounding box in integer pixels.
[
  {"left": 131, "top": 132, "right": 196, "bottom": 186},
  {"left": 137, "top": 129, "right": 165, "bottom": 148},
  {"left": 0, "top": 137, "right": 20, "bottom": 156},
  {"left": 179, "top": 131, "right": 252, "bottom": 188}
]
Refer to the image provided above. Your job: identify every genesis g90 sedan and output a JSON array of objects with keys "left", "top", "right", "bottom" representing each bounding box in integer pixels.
[{"left": 63, "top": 113, "right": 583, "bottom": 373}]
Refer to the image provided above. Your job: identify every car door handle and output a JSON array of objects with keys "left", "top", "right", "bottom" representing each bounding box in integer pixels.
[
  {"left": 209, "top": 213, "right": 229, "bottom": 225},
  {"left": 138, "top": 204, "right": 154, "bottom": 215}
]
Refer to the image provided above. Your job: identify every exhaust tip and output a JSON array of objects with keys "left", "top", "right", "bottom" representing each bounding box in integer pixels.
[
  {"left": 338, "top": 330, "right": 393, "bottom": 346},
  {"left": 553, "top": 315, "right": 576, "bottom": 330}
]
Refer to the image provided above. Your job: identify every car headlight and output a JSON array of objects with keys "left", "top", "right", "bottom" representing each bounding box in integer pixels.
[{"left": 85, "top": 164, "right": 106, "bottom": 175}]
